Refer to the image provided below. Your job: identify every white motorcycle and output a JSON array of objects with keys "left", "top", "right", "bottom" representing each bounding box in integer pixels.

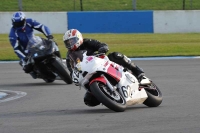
[{"left": 69, "top": 50, "right": 162, "bottom": 112}]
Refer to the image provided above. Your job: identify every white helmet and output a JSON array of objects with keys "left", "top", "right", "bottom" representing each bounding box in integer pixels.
[{"left": 63, "top": 29, "right": 83, "bottom": 51}]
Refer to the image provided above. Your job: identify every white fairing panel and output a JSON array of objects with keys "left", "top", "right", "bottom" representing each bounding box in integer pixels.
[{"left": 118, "top": 72, "right": 148, "bottom": 106}]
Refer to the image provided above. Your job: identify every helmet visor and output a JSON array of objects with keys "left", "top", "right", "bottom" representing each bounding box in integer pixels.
[
  {"left": 64, "top": 37, "right": 79, "bottom": 50},
  {"left": 13, "top": 19, "right": 25, "bottom": 28}
]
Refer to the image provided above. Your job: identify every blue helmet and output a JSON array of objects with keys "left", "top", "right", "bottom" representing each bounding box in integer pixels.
[{"left": 12, "top": 12, "right": 26, "bottom": 28}]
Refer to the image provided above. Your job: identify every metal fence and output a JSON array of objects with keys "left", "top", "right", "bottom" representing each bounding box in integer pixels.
[{"left": 0, "top": 0, "right": 199, "bottom": 12}]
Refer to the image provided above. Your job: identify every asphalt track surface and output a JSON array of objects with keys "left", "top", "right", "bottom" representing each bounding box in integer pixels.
[{"left": 0, "top": 59, "right": 200, "bottom": 133}]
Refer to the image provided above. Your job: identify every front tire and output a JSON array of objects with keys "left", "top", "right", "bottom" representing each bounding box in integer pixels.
[
  {"left": 90, "top": 81, "right": 126, "bottom": 112},
  {"left": 143, "top": 82, "right": 162, "bottom": 107},
  {"left": 51, "top": 57, "right": 72, "bottom": 84}
]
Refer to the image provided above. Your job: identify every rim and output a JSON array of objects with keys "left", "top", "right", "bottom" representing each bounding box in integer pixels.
[
  {"left": 145, "top": 83, "right": 161, "bottom": 97},
  {"left": 97, "top": 82, "right": 126, "bottom": 105}
]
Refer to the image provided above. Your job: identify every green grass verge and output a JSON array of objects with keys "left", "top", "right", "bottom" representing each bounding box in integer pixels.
[
  {"left": 1, "top": 33, "right": 200, "bottom": 61},
  {"left": 0, "top": 0, "right": 200, "bottom": 11}
]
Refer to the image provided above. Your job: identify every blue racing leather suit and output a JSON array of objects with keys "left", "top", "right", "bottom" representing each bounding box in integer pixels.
[{"left": 9, "top": 18, "right": 52, "bottom": 60}]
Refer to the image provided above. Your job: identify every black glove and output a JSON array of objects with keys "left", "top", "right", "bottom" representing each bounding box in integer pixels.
[
  {"left": 98, "top": 46, "right": 109, "bottom": 53},
  {"left": 47, "top": 35, "right": 54, "bottom": 41}
]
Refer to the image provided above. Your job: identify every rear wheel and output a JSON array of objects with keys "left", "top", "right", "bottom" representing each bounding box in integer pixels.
[
  {"left": 51, "top": 57, "right": 72, "bottom": 84},
  {"left": 90, "top": 81, "right": 126, "bottom": 112},
  {"left": 143, "top": 82, "right": 162, "bottom": 107}
]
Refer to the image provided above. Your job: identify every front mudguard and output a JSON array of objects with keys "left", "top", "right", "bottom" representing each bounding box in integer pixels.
[{"left": 89, "top": 76, "right": 107, "bottom": 85}]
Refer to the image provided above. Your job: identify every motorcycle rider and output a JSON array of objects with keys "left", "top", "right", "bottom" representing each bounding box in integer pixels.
[
  {"left": 63, "top": 29, "right": 145, "bottom": 107},
  {"left": 9, "top": 11, "right": 59, "bottom": 77}
]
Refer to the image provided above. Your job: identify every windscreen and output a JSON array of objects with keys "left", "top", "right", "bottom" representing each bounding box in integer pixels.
[
  {"left": 26, "top": 36, "right": 43, "bottom": 51},
  {"left": 69, "top": 50, "right": 87, "bottom": 63}
]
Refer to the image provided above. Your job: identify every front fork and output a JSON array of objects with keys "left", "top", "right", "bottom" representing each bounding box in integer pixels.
[
  {"left": 89, "top": 74, "right": 120, "bottom": 96},
  {"left": 101, "top": 75, "right": 117, "bottom": 92}
]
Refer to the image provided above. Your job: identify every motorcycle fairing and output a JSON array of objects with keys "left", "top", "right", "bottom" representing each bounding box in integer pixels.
[
  {"left": 27, "top": 39, "right": 58, "bottom": 59},
  {"left": 71, "top": 50, "right": 148, "bottom": 106},
  {"left": 106, "top": 64, "right": 122, "bottom": 82},
  {"left": 118, "top": 71, "right": 148, "bottom": 105}
]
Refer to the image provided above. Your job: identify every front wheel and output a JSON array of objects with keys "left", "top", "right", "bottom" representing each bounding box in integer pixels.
[
  {"left": 90, "top": 81, "right": 126, "bottom": 112},
  {"left": 142, "top": 82, "right": 162, "bottom": 107},
  {"left": 51, "top": 57, "right": 72, "bottom": 84}
]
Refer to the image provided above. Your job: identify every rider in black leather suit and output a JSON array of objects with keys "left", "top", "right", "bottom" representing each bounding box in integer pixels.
[{"left": 63, "top": 29, "right": 145, "bottom": 107}]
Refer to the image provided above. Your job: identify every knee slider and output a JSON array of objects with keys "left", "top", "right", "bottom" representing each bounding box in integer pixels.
[
  {"left": 23, "top": 63, "right": 33, "bottom": 73},
  {"left": 84, "top": 92, "right": 100, "bottom": 107}
]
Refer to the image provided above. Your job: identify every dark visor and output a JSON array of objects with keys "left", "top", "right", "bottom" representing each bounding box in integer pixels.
[
  {"left": 13, "top": 19, "right": 25, "bottom": 28},
  {"left": 64, "top": 37, "right": 79, "bottom": 49}
]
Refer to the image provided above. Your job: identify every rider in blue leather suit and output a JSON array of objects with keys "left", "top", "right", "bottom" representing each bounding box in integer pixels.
[
  {"left": 9, "top": 12, "right": 55, "bottom": 75},
  {"left": 9, "top": 11, "right": 54, "bottom": 60}
]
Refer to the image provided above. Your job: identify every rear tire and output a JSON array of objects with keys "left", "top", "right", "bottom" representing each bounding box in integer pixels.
[
  {"left": 143, "top": 82, "right": 162, "bottom": 107},
  {"left": 90, "top": 81, "right": 126, "bottom": 112},
  {"left": 51, "top": 57, "right": 72, "bottom": 84}
]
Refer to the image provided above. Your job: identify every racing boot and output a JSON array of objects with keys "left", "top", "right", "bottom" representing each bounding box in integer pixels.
[
  {"left": 126, "top": 62, "right": 145, "bottom": 82},
  {"left": 114, "top": 53, "right": 145, "bottom": 82},
  {"left": 126, "top": 62, "right": 152, "bottom": 85}
]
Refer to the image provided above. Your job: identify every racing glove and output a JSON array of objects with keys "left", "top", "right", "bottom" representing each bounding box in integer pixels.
[
  {"left": 47, "top": 35, "right": 54, "bottom": 41},
  {"left": 47, "top": 35, "right": 58, "bottom": 45},
  {"left": 98, "top": 46, "right": 109, "bottom": 54}
]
